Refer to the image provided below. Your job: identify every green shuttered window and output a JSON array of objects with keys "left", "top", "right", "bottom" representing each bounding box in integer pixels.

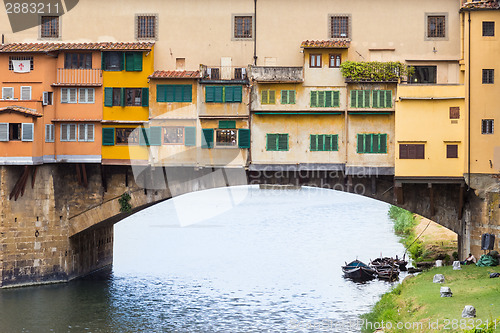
[
  {"left": 184, "top": 127, "right": 196, "bottom": 146},
  {"left": 350, "top": 90, "right": 371, "bottom": 108},
  {"left": 202, "top": 128, "right": 214, "bottom": 148},
  {"left": 219, "top": 120, "right": 236, "bottom": 129},
  {"left": 102, "top": 128, "right": 115, "bottom": 146},
  {"left": 372, "top": 90, "right": 392, "bottom": 108},
  {"left": 238, "top": 129, "right": 251, "bottom": 148},
  {"left": 261, "top": 90, "right": 276, "bottom": 104},
  {"left": 206, "top": 86, "right": 242, "bottom": 103},
  {"left": 104, "top": 87, "right": 113, "bottom": 107},
  {"left": 266, "top": 133, "right": 288, "bottom": 151},
  {"left": 310, "top": 91, "right": 340, "bottom": 107},
  {"left": 125, "top": 52, "right": 143, "bottom": 71},
  {"left": 356, "top": 133, "right": 387, "bottom": 153},
  {"left": 281, "top": 90, "right": 296, "bottom": 104},
  {"left": 157, "top": 85, "right": 192, "bottom": 103},
  {"left": 310, "top": 134, "right": 338, "bottom": 151}
]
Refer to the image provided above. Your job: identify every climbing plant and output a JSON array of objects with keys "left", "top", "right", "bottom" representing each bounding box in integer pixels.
[
  {"left": 119, "top": 192, "right": 132, "bottom": 213},
  {"left": 340, "top": 61, "right": 413, "bottom": 82}
]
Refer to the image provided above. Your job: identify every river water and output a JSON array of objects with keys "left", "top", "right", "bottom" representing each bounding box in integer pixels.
[{"left": 0, "top": 186, "right": 406, "bottom": 332}]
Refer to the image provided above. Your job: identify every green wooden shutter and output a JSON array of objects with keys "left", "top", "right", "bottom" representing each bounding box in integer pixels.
[
  {"left": 372, "top": 134, "right": 380, "bottom": 153},
  {"left": 165, "top": 86, "right": 174, "bottom": 102},
  {"left": 310, "top": 91, "right": 317, "bottom": 107},
  {"left": 219, "top": 121, "right": 236, "bottom": 129},
  {"left": 332, "top": 135, "right": 339, "bottom": 151},
  {"left": 317, "top": 91, "right": 325, "bottom": 107},
  {"left": 317, "top": 135, "right": 325, "bottom": 151},
  {"left": 266, "top": 134, "right": 277, "bottom": 151},
  {"left": 224, "top": 86, "right": 234, "bottom": 103},
  {"left": 120, "top": 88, "right": 125, "bottom": 106},
  {"left": 183, "top": 85, "right": 192, "bottom": 102},
  {"left": 142, "top": 88, "right": 149, "bottom": 107},
  {"left": 134, "top": 53, "right": 143, "bottom": 71},
  {"left": 385, "top": 91, "right": 392, "bottom": 108},
  {"left": 380, "top": 134, "right": 387, "bottom": 153},
  {"left": 102, "top": 128, "right": 115, "bottom": 146},
  {"left": 372, "top": 90, "right": 380, "bottom": 108},
  {"left": 364, "top": 90, "right": 370, "bottom": 108},
  {"left": 325, "top": 91, "right": 333, "bottom": 107},
  {"left": 333, "top": 91, "right": 340, "bottom": 107},
  {"left": 310, "top": 135, "right": 317, "bottom": 151},
  {"left": 206, "top": 86, "right": 215, "bottom": 102},
  {"left": 357, "top": 134, "right": 364, "bottom": 153},
  {"left": 238, "top": 129, "right": 250, "bottom": 148},
  {"left": 184, "top": 126, "right": 196, "bottom": 146},
  {"left": 233, "top": 86, "right": 242, "bottom": 102},
  {"left": 149, "top": 126, "right": 162, "bottom": 146},
  {"left": 278, "top": 134, "right": 288, "bottom": 151},
  {"left": 202, "top": 128, "right": 214, "bottom": 148},
  {"left": 214, "top": 87, "right": 224, "bottom": 103},
  {"left": 261, "top": 90, "right": 268, "bottom": 104},
  {"left": 157, "top": 85, "right": 166, "bottom": 102},
  {"left": 365, "top": 134, "right": 372, "bottom": 153},
  {"left": 174, "top": 85, "right": 183, "bottom": 102},
  {"left": 351, "top": 90, "right": 357, "bottom": 108},
  {"left": 104, "top": 87, "right": 113, "bottom": 107},
  {"left": 120, "top": 52, "right": 125, "bottom": 71},
  {"left": 324, "top": 135, "right": 331, "bottom": 151},
  {"left": 139, "top": 128, "right": 150, "bottom": 146},
  {"left": 125, "top": 52, "right": 135, "bottom": 71},
  {"left": 101, "top": 52, "right": 106, "bottom": 70},
  {"left": 269, "top": 90, "right": 276, "bottom": 104},
  {"left": 281, "top": 90, "right": 287, "bottom": 104},
  {"left": 289, "top": 90, "right": 295, "bottom": 104}
]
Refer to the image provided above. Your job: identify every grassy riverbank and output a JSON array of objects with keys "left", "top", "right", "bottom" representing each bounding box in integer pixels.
[{"left": 361, "top": 265, "right": 500, "bottom": 332}]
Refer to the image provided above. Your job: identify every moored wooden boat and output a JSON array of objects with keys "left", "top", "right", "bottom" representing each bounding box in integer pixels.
[{"left": 342, "top": 260, "right": 376, "bottom": 281}]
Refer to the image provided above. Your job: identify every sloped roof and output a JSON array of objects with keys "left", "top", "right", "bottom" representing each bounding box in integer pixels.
[
  {"left": 0, "top": 42, "right": 154, "bottom": 53},
  {"left": 149, "top": 70, "right": 201, "bottom": 79},
  {"left": 461, "top": 0, "right": 500, "bottom": 10},
  {"left": 301, "top": 40, "right": 350, "bottom": 49},
  {"left": 0, "top": 106, "right": 42, "bottom": 117}
]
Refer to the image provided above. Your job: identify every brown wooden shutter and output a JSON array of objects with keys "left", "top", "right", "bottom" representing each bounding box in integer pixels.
[
  {"left": 446, "top": 144, "right": 458, "bottom": 158},
  {"left": 399, "top": 144, "right": 408, "bottom": 159}
]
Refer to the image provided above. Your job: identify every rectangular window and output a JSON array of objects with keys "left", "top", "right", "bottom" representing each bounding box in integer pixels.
[
  {"left": 2, "top": 87, "right": 14, "bottom": 100},
  {"left": 125, "top": 88, "right": 142, "bottom": 106},
  {"left": 446, "top": 144, "right": 458, "bottom": 158},
  {"left": 45, "top": 124, "right": 55, "bottom": 142},
  {"left": 43, "top": 91, "right": 53, "bottom": 106},
  {"left": 205, "top": 86, "right": 242, "bottom": 103},
  {"left": 61, "top": 124, "right": 77, "bottom": 142},
  {"left": 64, "top": 53, "right": 92, "bottom": 69},
  {"left": 0, "top": 123, "right": 8, "bottom": 141},
  {"left": 427, "top": 15, "right": 446, "bottom": 38},
  {"left": 78, "top": 124, "right": 94, "bottom": 142},
  {"left": 281, "top": 90, "right": 296, "bottom": 104},
  {"left": 399, "top": 144, "right": 425, "bottom": 159},
  {"left": 111, "top": 88, "right": 123, "bottom": 106},
  {"left": 163, "top": 127, "right": 184, "bottom": 144},
  {"left": 482, "top": 69, "right": 494, "bottom": 84},
  {"left": 310, "top": 134, "right": 338, "bottom": 151},
  {"left": 136, "top": 14, "right": 157, "bottom": 39},
  {"left": 20, "top": 86, "right": 32, "bottom": 100},
  {"left": 330, "top": 15, "right": 349, "bottom": 38},
  {"left": 8, "top": 56, "right": 34, "bottom": 71},
  {"left": 157, "top": 85, "right": 192, "bottom": 103},
  {"left": 9, "top": 123, "right": 21, "bottom": 141},
  {"left": 483, "top": 21, "right": 495, "bottom": 37},
  {"left": 329, "top": 54, "right": 341, "bottom": 68},
  {"left": 78, "top": 88, "right": 95, "bottom": 104},
  {"left": 115, "top": 128, "right": 139, "bottom": 145},
  {"left": 372, "top": 90, "right": 392, "bottom": 108},
  {"left": 216, "top": 129, "right": 237, "bottom": 147},
  {"left": 234, "top": 16, "right": 253, "bottom": 39},
  {"left": 482, "top": 119, "right": 494, "bottom": 134},
  {"left": 357, "top": 134, "right": 388, "bottom": 154},
  {"left": 449, "top": 107, "right": 460, "bottom": 119},
  {"left": 310, "top": 91, "right": 340, "bottom": 107},
  {"left": 21, "top": 123, "right": 33, "bottom": 141},
  {"left": 61, "top": 88, "right": 77, "bottom": 103},
  {"left": 202, "top": 128, "right": 214, "bottom": 149},
  {"left": 40, "top": 16, "right": 59, "bottom": 38},
  {"left": 261, "top": 90, "right": 276, "bottom": 104},
  {"left": 309, "top": 54, "right": 322, "bottom": 68},
  {"left": 266, "top": 134, "right": 288, "bottom": 151},
  {"left": 350, "top": 90, "right": 371, "bottom": 108},
  {"left": 102, "top": 52, "right": 124, "bottom": 71},
  {"left": 408, "top": 66, "right": 437, "bottom": 84},
  {"left": 125, "top": 52, "right": 143, "bottom": 72}
]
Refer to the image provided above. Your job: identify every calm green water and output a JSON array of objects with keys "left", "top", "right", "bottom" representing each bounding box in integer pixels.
[{"left": 0, "top": 186, "right": 405, "bottom": 332}]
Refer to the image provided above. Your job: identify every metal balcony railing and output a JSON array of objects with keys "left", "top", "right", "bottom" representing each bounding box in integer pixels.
[
  {"left": 200, "top": 65, "right": 249, "bottom": 82},
  {"left": 55, "top": 68, "right": 102, "bottom": 86}
]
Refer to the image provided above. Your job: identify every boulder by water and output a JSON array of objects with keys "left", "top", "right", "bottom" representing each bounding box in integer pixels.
[
  {"left": 433, "top": 274, "right": 445, "bottom": 283},
  {"left": 440, "top": 287, "right": 453, "bottom": 297},
  {"left": 462, "top": 305, "right": 476, "bottom": 318}
]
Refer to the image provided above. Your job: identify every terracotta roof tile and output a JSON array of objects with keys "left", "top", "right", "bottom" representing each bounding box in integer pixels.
[
  {"left": 0, "top": 42, "right": 154, "bottom": 53},
  {"left": 149, "top": 70, "right": 201, "bottom": 79},
  {"left": 461, "top": 0, "right": 500, "bottom": 10},
  {"left": 0, "top": 106, "right": 42, "bottom": 117},
  {"left": 301, "top": 40, "right": 350, "bottom": 49}
]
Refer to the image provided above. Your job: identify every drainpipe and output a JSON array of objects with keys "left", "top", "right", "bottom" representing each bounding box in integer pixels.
[
  {"left": 253, "top": 0, "right": 257, "bottom": 66},
  {"left": 467, "top": 11, "right": 471, "bottom": 190}
]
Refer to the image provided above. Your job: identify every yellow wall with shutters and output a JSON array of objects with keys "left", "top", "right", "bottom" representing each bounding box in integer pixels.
[{"left": 101, "top": 125, "right": 149, "bottom": 163}]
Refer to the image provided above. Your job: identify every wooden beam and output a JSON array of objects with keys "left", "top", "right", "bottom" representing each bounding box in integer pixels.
[
  {"left": 125, "top": 167, "right": 129, "bottom": 187},
  {"left": 371, "top": 176, "right": 377, "bottom": 195},
  {"left": 19, "top": 166, "right": 31, "bottom": 198},
  {"left": 395, "top": 184, "right": 404, "bottom": 205},
  {"left": 81, "top": 164, "right": 88, "bottom": 188},
  {"left": 458, "top": 184, "right": 465, "bottom": 220},
  {"left": 31, "top": 165, "right": 37, "bottom": 189},
  {"left": 10, "top": 166, "right": 29, "bottom": 200},
  {"left": 100, "top": 164, "right": 107, "bottom": 192},
  {"left": 75, "top": 164, "right": 82, "bottom": 186},
  {"left": 428, "top": 183, "right": 435, "bottom": 216}
]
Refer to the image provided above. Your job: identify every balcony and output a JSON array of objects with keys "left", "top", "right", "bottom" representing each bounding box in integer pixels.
[
  {"left": 341, "top": 61, "right": 409, "bottom": 83},
  {"left": 53, "top": 68, "right": 103, "bottom": 86},
  {"left": 199, "top": 65, "right": 249, "bottom": 84},
  {"left": 249, "top": 66, "right": 303, "bottom": 83}
]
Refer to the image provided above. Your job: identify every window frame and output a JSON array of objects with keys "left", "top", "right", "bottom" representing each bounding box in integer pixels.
[
  {"left": 329, "top": 54, "right": 341, "bottom": 68},
  {"left": 266, "top": 133, "right": 289, "bottom": 151},
  {"left": 125, "top": 88, "right": 143, "bottom": 106},
  {"left": 261, "top": 89, "right": 276, "bottom": 105},
  {"left": 425, "top": 13, "right": 448, "bottom": 40},
  {"left": 61, "top": 88, "right": 78, "bottom": 104},
  {"left": 399, "top": 144, "right": 425, "bottom": 159},
  {"left": 357, "top": 133, "right": 388, "bottom": 154},
  {"left": 232, "top": 14, "right": 255, "bottom": 40},
  {"left": 64, "top": 53, "right": 92, "bottom": 69},
  {"left": 215, "top": 129, "right": 238, "bottom": 148},
  {"left": 9, "top": 123, "right": 21, "bottom": 141},
  {"left": 311, "top": 90, "right": 340, "bottom": 108},
  {"left": 310, "top": 134, "right": 339, "bottom": 152},
  {"left": 309, "top": 54, "right": 322, "bottom": 68},
  {"left": 482, "top": 69, "right": 494, "bottom": 84},
  {"left": 20, "top": 86, "right": 32, "bottom": 101},
  {"left": 60, "top": 123, "right": 77, "bottom": 142},
  {"left": 78, "top": 124, "right": 95, "bottom": 142},
  {"left": 163, "top": 126, "right": 185, "bottom": 145},
  {"left": 40, "top": 15, "right": 60, "bottom": 39},
  {"left": 329, "top": 14, "right": 350, "bottom": 39},
  {"left": 8, "top": 56, "right": 34, "bottom": 71},
  {"left": 481, "top": 119, "right": 494, "bottom": 134},
  {"left": 408, "top": 65, "right": 437, "bottom": 84},
  {"left": 2, "top": 87, "right": 14, "bottom": 100},
  {"left": 280, "top": 90, "right": 296, "bottom": 105},
  {"left": 482, "top": 21, "right": 495, "bottom": 37},
  {"left": 446, "top": 144, "right": 458, "bottom": 159},
  {"left": 135, "top": 14, "right": 158, "bottom": 40},
  {"left": 45, "top": 124, "right": 55, "bottom": 142},
  {"left": 78, "top": 88, "right": 95, "bottom": 104},
  {"left": 115, "top": 128, "right": 139, "bottom": 145}
]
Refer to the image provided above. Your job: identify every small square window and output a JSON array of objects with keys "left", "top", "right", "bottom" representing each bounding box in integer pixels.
[
  {"left": 482, "top": 119, "right": 494, "bottom": 134},
  {"left": 136, "top": 14, "right": 157, "bottom": 40},
  {"left": 446, "top": 144, "right": 458, "bottom": 158},
  {"left": 449, "top": 107, "right": 460, "bottom": 119},
  {"left": 482, "top": 69, "right": 494, "bottom": 84},
  {"left": 40, "top": 16, "right": 59, "bottom": 38},
  {"left": 309, "top": 54, "right": 322, "bottom": 68},
  {"left": 427, "top": 15, "right": 446, "bottom": 38},
  {"left": 234, "top": 16, "right": 253, "bottom": 39},
  {"left": 330, "top": 15, "right": 349, "bottom": 38},
  {"left": 329, "top": 54, "right": 341, "bottom": 68},
  {"left": 163, "top": 127, "right": 184, "bottom": 144},
  {"left": 483, "top": 21, "right": 495, "bottom": 37}
]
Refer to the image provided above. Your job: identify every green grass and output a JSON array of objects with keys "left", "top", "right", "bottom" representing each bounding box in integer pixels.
[{"left": 362, "top": 265, "right": 500, "bottom": 332}]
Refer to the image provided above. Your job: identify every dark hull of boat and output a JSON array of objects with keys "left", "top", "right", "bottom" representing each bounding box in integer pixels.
[{"left": 342, "top": 267, "right": 376, "bottom": 281}]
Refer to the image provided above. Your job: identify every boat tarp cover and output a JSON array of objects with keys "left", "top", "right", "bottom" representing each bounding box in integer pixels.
[{"left": 476, "top": 254, "right": 499, "bottom": 267}]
